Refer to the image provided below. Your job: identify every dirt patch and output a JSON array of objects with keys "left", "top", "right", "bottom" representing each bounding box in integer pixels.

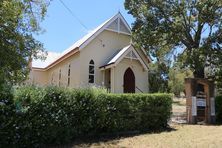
[{"left": 171, "top": 98, "right": 187, "bottom": 124}]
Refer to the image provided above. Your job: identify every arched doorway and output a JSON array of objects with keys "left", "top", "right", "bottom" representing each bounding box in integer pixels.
[{"left": 124, "top": 67, "right": 135, "bottom": 93}]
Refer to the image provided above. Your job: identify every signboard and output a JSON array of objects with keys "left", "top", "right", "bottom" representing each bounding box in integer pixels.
[
  {"left": 192, "top": 96, "right": 197, "bottom": 116},
  {"left": 196, "top": 99, "right": 206, "bottom": 107}
]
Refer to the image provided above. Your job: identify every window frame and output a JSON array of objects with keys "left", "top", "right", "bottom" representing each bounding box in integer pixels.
[
  {"left": 68, "top": 64, "right": 71, "bottom": 86},
  {"left": 88, "top": 60, "right": 95, "bottom": 84},
  {"left": 59, "top": 69, "right": 61, "bottom": 86},
  {"left": 51, "top": 72, "right": 54, "bottom": 85}
]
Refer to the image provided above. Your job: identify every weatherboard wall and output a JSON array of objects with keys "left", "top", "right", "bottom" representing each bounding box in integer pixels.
[
  {"left": 114, "top": 58, "right": 148, "bottom": 93},
  {"left": 78, "top": 30, "right": 131, "bottom": 87}
]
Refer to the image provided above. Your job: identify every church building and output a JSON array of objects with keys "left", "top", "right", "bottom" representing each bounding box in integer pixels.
[{"left": 28, "top": 13, "right": 151, "bottom": 93}]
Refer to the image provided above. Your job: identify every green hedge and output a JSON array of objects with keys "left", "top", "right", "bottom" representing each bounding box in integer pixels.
[
  {"left": 216, "top": 95, "right": 222, "bottom": 124},
  {"left": 0, "top": 86, "right": 172, "bottom": 147}
]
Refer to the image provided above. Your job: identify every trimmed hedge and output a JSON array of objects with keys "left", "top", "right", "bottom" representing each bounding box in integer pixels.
[
  {"left": 0, "top": 86, "right": 172, "bottom": 147},
  {"left": 216, "top": 95, "right": 222, "bottom": 124}
]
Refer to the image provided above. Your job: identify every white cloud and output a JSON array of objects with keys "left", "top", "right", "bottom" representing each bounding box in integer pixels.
[{"left": 32, "top": 51, "right": 61, "bottom": 68}]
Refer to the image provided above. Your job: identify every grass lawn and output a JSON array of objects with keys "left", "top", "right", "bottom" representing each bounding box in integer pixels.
[
  {"left": 66, "top": 124, "right": 222, "bottom": 148},
  {"left": 61, "top": 98, "right": 222, "bottom": 148}
]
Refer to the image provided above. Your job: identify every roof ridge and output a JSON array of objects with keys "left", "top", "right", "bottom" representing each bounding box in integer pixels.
[{"left": 32, "top": 12, "right": 131, "bottom": 69}]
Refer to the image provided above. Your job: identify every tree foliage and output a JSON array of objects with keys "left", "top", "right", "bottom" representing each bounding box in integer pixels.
[
  {"left": 215, "top": 67, "right": 222, "bottom": 94},
  {"left": 125, "top": 0, "right": 222, "bottom": 78},
  {"left": 168, "top": 64, "right": 193, "bottom": 96},
  {"left": 148, "top": 62, "right": 169, "bottom": 93},
  {"left": 0, "top": 0, "right": 50, "bottom": 87}
]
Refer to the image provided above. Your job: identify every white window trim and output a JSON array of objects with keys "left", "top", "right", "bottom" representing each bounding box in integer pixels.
[
  {"left": 89, "top": 61, "right": 95, "bottom": 84},
  {"left": 67, "top": 64, "right": 71, "bottom": 86},
  {"left": 59, "top": 69, "right": 61, "bottom": 86},
  {"left": 51, "top": 72, "right": 54, "bottom": 85}
]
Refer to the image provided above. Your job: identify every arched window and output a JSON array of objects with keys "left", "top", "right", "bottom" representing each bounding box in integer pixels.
[
  {"left": 88, "top": 60, "right": 95, "bottom": 83},
  {"left": 51, "top": 72, "right": 54, "bottom": 85},
  {"left": 67, "top": 64, "right": 71, "bottom": 86},
  {"left": 59, "top": 69, "right": 61, "bottom": 86}
]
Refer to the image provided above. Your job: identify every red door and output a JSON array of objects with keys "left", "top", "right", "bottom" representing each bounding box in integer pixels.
[{"left": 124, "top": 68, "right": 135, "bottom": 93}]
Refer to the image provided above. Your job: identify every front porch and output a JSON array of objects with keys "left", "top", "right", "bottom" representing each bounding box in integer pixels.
[{"left": 100, "top": 45, "right": 149, "bottom": 93}]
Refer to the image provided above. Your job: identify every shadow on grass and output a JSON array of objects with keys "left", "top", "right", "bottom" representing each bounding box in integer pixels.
[{"left": 51, "top": 127, "right": 177, "bottom": 148}]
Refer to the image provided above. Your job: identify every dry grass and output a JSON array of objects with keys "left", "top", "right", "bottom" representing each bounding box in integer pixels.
[
  {"left": 72, "top": 125, "right": 222, "bottom": 148},
  {"left": 172, "top": 98, "right": 186, "bottom": 113}
]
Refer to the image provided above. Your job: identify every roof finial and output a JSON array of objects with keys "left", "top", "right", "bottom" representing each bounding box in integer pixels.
[{"left": 118, "top": 5, "right": 121, "bottom": 14}]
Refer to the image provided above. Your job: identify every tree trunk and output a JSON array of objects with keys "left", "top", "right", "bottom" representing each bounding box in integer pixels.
[{"left": 193, "top": 67, "right": 205, "bottom": 78}]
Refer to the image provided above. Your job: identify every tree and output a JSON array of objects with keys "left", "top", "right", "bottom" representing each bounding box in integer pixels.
[
  {"left": 215, "top": 69, "right": 222, "bottom": 94},
  {"left": 168, "top": 64, "right": 193, "bottom": 97},
  {"left": 125, "top": 0, "right": 222, "bottom": 78},
  {"left": 0, "top": 0, "right": 50, "bottom": 87},
  {"left": 149, "top": 62, "right": 169, "bottom": 93}
]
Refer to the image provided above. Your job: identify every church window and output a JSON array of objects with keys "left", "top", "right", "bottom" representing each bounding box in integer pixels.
[
  {"left": 89, "top": 60, "right": 95, "bottom": 83},
  {"left": 68, "top": 64, "right": 71, "bottom": 86}
]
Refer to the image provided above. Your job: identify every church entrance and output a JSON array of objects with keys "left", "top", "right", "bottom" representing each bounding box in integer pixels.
[{"left": 124, "top": 67, "right": 135, "bottom": 93}]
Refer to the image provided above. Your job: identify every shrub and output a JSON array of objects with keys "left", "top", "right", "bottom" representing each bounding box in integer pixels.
[
  {"left": 216, "top": 95, "right": 222, "bottom": 124},
  {"left": 0, "top": 86, "right": 172, "bottom": 147},
  {"left": 0, "top": 86, "right": 16, "bottom": 146}
]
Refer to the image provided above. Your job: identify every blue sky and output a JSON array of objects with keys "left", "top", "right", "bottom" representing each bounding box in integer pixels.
[{"left": 35, "top": 0, "right": 134, "bottom": 54}]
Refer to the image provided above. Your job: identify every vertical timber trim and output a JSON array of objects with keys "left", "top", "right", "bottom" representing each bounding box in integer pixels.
[
  {"left": 102, "top": 70, "right": 105, "bottom": 86},
  {"left": 117, "top": 17, "right": 120, "bottom": 33},
  {"left": 111, "top": 67, "right": 115, "bottom": 93}
]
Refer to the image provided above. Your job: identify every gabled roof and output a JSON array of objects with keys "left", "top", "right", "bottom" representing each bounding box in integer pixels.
[
  {"left": 99, "top": 44, "right": 149, "bottom": 71},
  {"left": 77, "top": 12, "right": 131, "bottom": 50},
  {"left": 32, "top": 12, "right": 131, "bottom": 70}
]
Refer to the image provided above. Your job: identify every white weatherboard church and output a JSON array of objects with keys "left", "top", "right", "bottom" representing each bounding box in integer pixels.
[{"left": 28, "top": 13, "right": 151, "bottom": 93}]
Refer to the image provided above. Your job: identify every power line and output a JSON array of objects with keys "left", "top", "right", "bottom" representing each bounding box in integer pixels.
[
  {"left": 58, "top": 0, "right": 88, "bottom": 31},
  {"left": 58, "top": 0, "right": 105, "bottom": 47}
]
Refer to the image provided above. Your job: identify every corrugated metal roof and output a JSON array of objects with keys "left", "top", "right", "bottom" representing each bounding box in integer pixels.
[
  {"left": 32, "top": 13, "right": 120, "bottom": 69},
  {"left": 100, "top": 45, "right": 131, "bottom": 68}
]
